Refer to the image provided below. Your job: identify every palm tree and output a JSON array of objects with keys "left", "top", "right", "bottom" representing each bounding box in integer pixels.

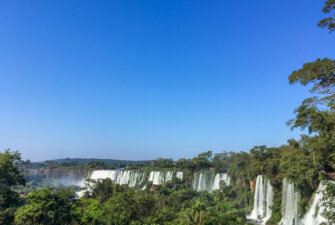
[{"left": 189, "top": 200, "right": 206, "bottom": 225}]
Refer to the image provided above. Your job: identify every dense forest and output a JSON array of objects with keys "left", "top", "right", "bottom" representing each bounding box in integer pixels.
[{"left": 1, "top": 1, "right": 335, "bottom": 225}]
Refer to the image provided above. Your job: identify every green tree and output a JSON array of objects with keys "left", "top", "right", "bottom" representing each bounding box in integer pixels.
[
  {"left": 192, "top": 151, "right": 213, "bottom": 170},
  {"left": 88, "top": 178, "right": 116, "bottom": 203},
  {"left": 15, "top": 188, "right": 75, "bottom": 225},
  {"left": 318, "top": 0, "right": 335, "bottom": 32},
  {"left": 249, "top": 146, "right": 267, "bottom": 176},
  {"left": 0, "top": 150, "right": 25, "bottom": 225},
  {"left": 322, "top": 181, "right": 335, "bottom": 225},
  {"left": 288, "top": 58, "right": 335, "bottom": 108},
  {"left": 227, "top": 152, "right": 251, "bottom": 185},
  {"left": 132, "top": 191, "right": 156, "bottom": 222},
  {"left": 184, "top": 200, "right": 207, "bottom": 225},
  {"left": 71, "top": 198, "right": 104, "bottom": 225},
  {"left": 287, "top": 5, "right": 335, "bottom": 174},
  {"left": 150, "top": 158, "right": 174, "bottom": 169},
  {"left": 0, "top": 150, "right": 25, "bottom": 187},
  {"left": 213, "top": 152, "right": 230, "bottom": 173},
  {"left": 103, "top": 191, "right": 135, "bottom": 225},
  {"left": 87, "top": 160, "right": 107, "bottom": 169}
]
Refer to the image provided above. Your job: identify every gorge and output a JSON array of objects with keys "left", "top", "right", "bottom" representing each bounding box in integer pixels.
[
  {"left": 81, "top": 170, "right": 231, "bottom": 193},
  {"left": 26, "top": 167, "right": 334, "bottom": 225}
]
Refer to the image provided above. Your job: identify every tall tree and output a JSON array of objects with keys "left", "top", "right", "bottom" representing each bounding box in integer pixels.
[
  {"left": 287, "top": 1, "right": 335, "bottom": 173},
  {"left": 318, "top": 0, "right": 335, "bottom": 32},
  {"left": 15, "top": 188, "right": 75, "bottom": 225},
  {"left": 288, "top": 1, "right": 335, "bottom": 109},
  {"left": 288, "top": 58, "right": 335, "bottom": 109},
  {"left": 0, "top": 150, "right": 25, "bottom": 225},
  {"left": 0, "top": 150, "right": 25, "bottom": 188},
  {"left": 322, "top": 181, "right": 335, "bottom": 225}
]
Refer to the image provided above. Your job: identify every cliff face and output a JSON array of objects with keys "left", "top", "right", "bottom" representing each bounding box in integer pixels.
[
  {"left": 250, "top": 180, "right": 255, "bottom": 192},
  {"left": 322, "top": 171, "right": 335, "bottom": 180},
  {"left": 28, "top": 168, "right": 91, "bottom": 179}
]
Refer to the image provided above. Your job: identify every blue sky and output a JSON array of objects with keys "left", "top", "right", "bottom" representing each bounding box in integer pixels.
[{"left": 1, "top": 0, "right": 334, "bottom": 161}]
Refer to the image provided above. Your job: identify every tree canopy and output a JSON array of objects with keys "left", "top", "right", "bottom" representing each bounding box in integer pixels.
[{"left": 318, "top": 0, "right": 335, "bottom": 32}]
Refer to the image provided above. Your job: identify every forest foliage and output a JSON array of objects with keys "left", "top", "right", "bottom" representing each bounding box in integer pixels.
[{"left": 1, "top": 1, "right": 335, "bottom": 225}]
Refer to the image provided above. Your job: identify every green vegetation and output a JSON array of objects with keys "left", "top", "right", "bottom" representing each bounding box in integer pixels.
[
  {"left": 318, "top": 0, "right": 335, "bottom": 32},
  {"left": 321, "top": 181, "right": 335, "bottom": 225},
  {"left": 0, "top": 150, "right": 25, "bottom": 225},
  {"left": 14, "top": 179, "right": 250, "bottom": 225},
  {"left": 15, "top": 188, "right": 75, "bottom": 225},
  {"left": 26, "top": 158, "right": 151, "bottom": 170},
  {"left": 1, "top": 1, "right": 335, "bottom": 225}
]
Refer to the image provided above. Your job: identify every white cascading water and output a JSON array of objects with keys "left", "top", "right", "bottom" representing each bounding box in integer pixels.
[
  {"left": 85, "top": 171, "right": 335, "bottom": 225},
  {"left": 116, "top": 170, "right": 131, "bottom": 185},
  {"left": 192, "top": 172, "right": 212, "bottom": 192},
  {"left": 300, "top": 180, "right": 335, "bottom": 225},
  {"left": 264, "top": 178, "right": 273, "bottom": 223},
  {"left": 176, "top": 171, "right": 183, "bottom": 180},
  {"left": 88, "top": 170, "right": 182, "bottom": 187},
  {"left": 117, "top": 170, "right": 146, "bottom": 187},
  {"left": 192, "top": 172, "right": 230, "bottom": 193},
  {"left": 79, "top": 170, "right": 231, "bottom": 196},
  {"left": 279, "top": 178, "right": 300, "bottom": 225},
  {"left": 128, "top": 171, "right": 146, "bottom": 187},
  {"left": 247, "top": 175, "right": 273, "bottom": 224},
  {"left": 149, "top": 171, "right": 169, "bottom": 185},
  {"left": 213, "top": 173, "right": 231, "bottom": 190},
  {"left": 90, "top": 170, "right": 120, "bottom": 181},
  {"left": 165, "top": 171, "right": 173, "bottom": 183},
  {"left": 249, "top": 175, "right": 264, "bottom": 221},
  {"left": 89, "top": 170, "right": 145, "bottom": 187}
]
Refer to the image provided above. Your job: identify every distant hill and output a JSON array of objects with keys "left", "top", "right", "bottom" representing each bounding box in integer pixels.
[{"left": 50, "top": 158, "right": 150, "bottom": 165}]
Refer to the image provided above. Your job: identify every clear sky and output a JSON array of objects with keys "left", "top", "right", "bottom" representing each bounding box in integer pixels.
[{"left": 1, "top": 0, "right": 334, "bottom": 161}]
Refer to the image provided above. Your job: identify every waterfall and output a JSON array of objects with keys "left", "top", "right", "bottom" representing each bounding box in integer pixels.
[
  {"left": 149, "top": 171, "right": 166, "bottom": 185},
  {"left": 248, "top": 177, "right": 333, "bottom": 225},
  {"left": 247, "top": 175, "right": 273, "bottom": 224},
  {"left": 117, "top": 170, "right": 131, "bottom": 185},
  {"left": 88, "top": 170, "right": 232, "bottom": 192},
  {"left": 279, "top": 178, "right": 300, "bottom": 225},
  {"left": 165, "top": 171, "right": 173, "bottom": 182},
  {"left": 128, "top": 171, "right": 146, "bottom": 188},
  {"left": 89, "top": 170, "right": 146, "bottom": 187},
  {"left": 192, "top": 172, "right": 230, "bottom": 193},
  {"left": 264, "top": 178, "right": 273, "bottom": 222},
  {"left": 176, "top": 171, "right": 183, "bottom": 180},
  {"left": 147, "top": 171, "right": 184, "bottom": 185},
  {"left": 115, "top": 170, "right": 146, "bottom": 187},
  {"left": 90, "top": 170, "right": 121, "bottom": 181},
  {"left": 192, "top": 172, "right": 211, "bottom": 192},
  {"left": 88, "top": 170, "right": 183, "bottom": 187},
  {"left": 300, "top": 180, "right": 335, "bottom": 225},
  {"left": 78, "top": 170, "right": 232, "bottom": 196},
  {"left": 213, "top": 173, "right": 230, "bottom": 190}
]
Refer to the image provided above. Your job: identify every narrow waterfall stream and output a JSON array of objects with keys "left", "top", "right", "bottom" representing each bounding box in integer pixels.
[
  {"left": 213, "top": 173, "right": 231, "bottom": 190},
  {"left": 300, "top": 180, "right": 335, "bottom": 225},
  {"left": 247, "top": 177, "right": 335, "bottom": 225},
  {"left": 264, "top": 178, "right": 273, "bottom": 222},
  {"left": 148, "top": 171, "right": 174, "bottom": 185},
  {"left": 77, "top": 170, "right": 334, "bottom": 225},
  {"left": 192, "top": 172, "right": 230, "bottom": 193},
  {"left": 279, "top": 178, "right": 300, "bottom": 225},
  {"left": 247, "top": 175, "right": 273, "bottom": 225}
]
